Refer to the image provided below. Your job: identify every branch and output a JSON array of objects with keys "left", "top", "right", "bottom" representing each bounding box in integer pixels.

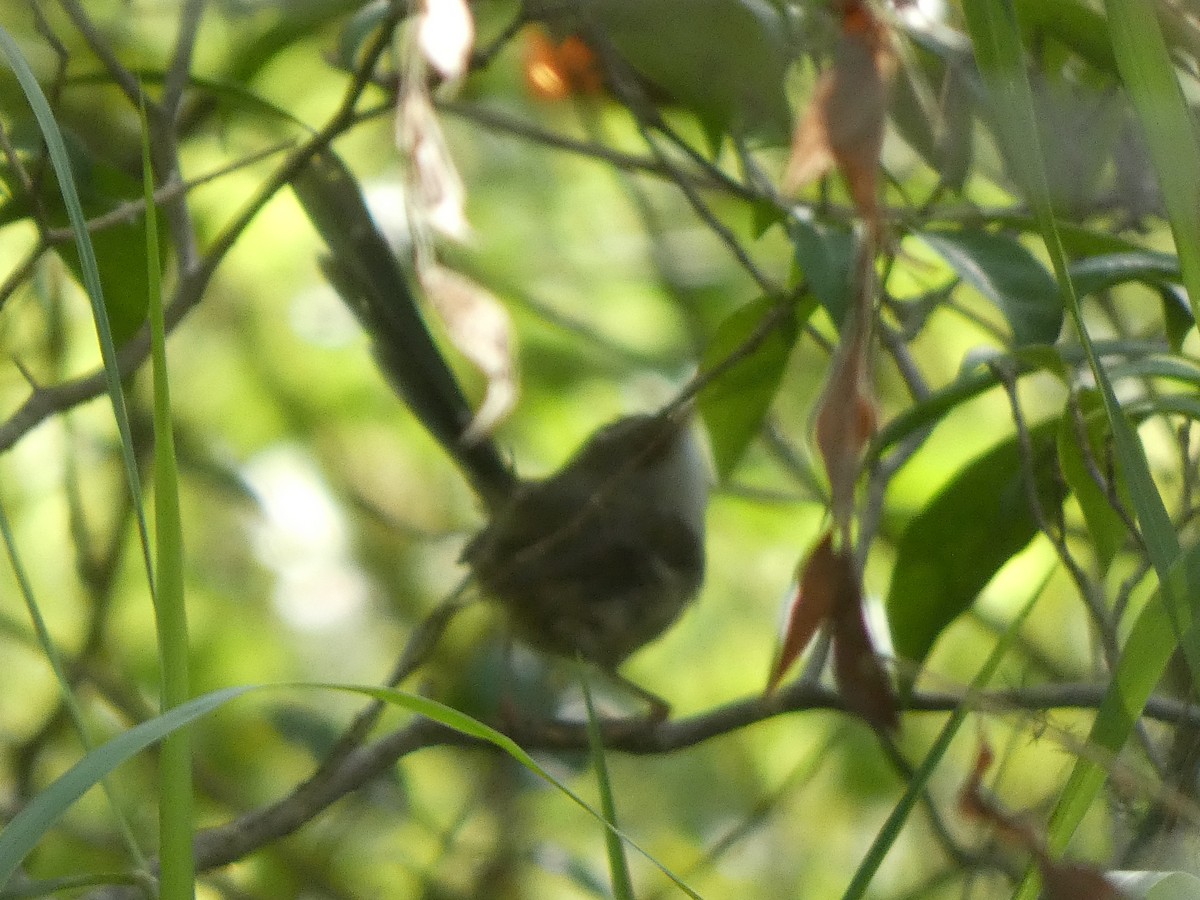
[{"left": 172, "top": 678, "right": 1200, "bottom": 875}]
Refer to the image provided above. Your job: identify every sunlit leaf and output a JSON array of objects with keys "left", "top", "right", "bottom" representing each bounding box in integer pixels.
[
  {"left": 921, "top": 229, "right": 1063, "bottom": 346},
  {"left": 793, "top": 216, "right": 856, "bottom": 326},
  {"left": 783, "top": 0, "right": 897, "bottom": 237},
  {"left": 698, "top": 297, "right": 802, "bottom": 479},
  {"left": 592, "top": 0, "right": 791, "bottom": 144},
  {"left": 887, "top": 420, "right": 1065, "bottom": 670},
  {"left": 768, "top": 531, "right": 838, "bottom": 692}
]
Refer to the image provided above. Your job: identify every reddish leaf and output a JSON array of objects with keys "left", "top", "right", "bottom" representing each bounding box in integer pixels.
[
  {"left": 782, "top": 0, "right": 896, "bottom": 241},
  {"left": 1039, "top": 859, "right": 1124, "bottom": 900},
  {"left": 829, "top": 561, "right": 898, "bottom": 731},
  {"left": 814, "top": 245, "right": 878, "bottom": 539},
  {"left": 960, "top": 744, "right": 1126, "bottom": 899},
  {"left": 767, "top": 530, "right": 838, "bottom": 692}
]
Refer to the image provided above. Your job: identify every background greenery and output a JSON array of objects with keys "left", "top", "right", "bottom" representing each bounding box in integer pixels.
[{"left": 1, "top": 0, "right": 1200, "bottom": 897}]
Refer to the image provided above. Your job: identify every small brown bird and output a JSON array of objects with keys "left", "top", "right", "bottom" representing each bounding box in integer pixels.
[{"left": 463, "top": 413, "right": 709, "bottom": 714}]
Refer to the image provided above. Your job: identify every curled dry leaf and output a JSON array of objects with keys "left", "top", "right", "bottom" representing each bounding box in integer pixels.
[
  {"left": 396, "top": 89, "right": 471, "bottom": 242},
  {"left": 767, "top": 531, "right": 839, "bottom": 692},
  {"left": 419, "top": 264, "right": 517, "bottom": 441},
  {"left": 960, "top": 744, "right": 1126, "bottom": 900},
  {"left": 523, "top": 27, "right": 605, "bottom": 101},
  {"left": 767, "top": 528, "right": 898, "bottom": 730},
  {"left": 417, "top": 0, "right": 475, "bottom": 81},
  {"left": 829, "top": 571, "right": 897, "bottom": 731},
  {"left": 814, "top": 242, "right": 878, "bottom": 540},
  {"left": 783, "top": 0, "right": 896, "bottom": 239}
]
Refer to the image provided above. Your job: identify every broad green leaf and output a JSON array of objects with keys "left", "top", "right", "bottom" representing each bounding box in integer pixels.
[
  {"left": 792, "top": 215, "right": 856, "bottom": 327},
  {"left": 920, "top": 229, "right": 1063, "bottom": 346},
  {"left": 591, "top": 0, "right": 791, "bottom": 144},
  {"left": 1057, "top": 389, "right": 1129, "bottom": 574},
  {"left": 698, "top": 297, "right": 804, "bottom": 479},
  {"left": 887, "top": 420, "right": 1065, "bottom": 669}
]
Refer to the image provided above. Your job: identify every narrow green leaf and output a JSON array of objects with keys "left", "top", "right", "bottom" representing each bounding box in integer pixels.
[
  {"left": 580, "top": 668, "right": 634, "bottom": 900},
  {"left": 960, "top": 3, "right": 1191, "bottom": 891},
  {"left": 0, "top": 26, "right": 156, "bottom": 595},
  {"left": 886, "top": 420, "right": 1064, "bottom": 669},
  {"left": 698, "top": 296, "right": 803, "bottom": 479},
  {"left": 1103, "top": 0, "right": 1200, "bottom": 325},
  {"left": 142, "top": 109, "right": 193, "bottom": 900},
  {"left": 0, "top": 688, "right": 249, "bottom": 886},
  {"left": 1043, "top": 542, "right": 1200, "bottom": 862},
  {"left": 1057, "top": 390, "right": 1129, "bottom": 574},
  {"left": 920, "top": 229, "right": 1063, "bottom": 346},
  {"left": 1068, "top": 250, "right": 1181, "bottom": 298},
  {"left": 843, "top": 564, "right": 1054, "bottom": 900},
  {"left": 0, "top": 683, "right": 701, "bottom": 899}
]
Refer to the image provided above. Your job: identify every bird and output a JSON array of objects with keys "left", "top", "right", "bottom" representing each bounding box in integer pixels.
[{"left": 293, "top": 151, "right": 709, "bottom": 715}]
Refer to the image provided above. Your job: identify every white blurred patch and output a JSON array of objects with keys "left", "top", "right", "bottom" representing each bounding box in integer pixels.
[
  {"left": 288, "top": 283, "right": 360, "bottom": 349},
  {"left": 243, "top": 445, "right": 370, "bottom": 631}
]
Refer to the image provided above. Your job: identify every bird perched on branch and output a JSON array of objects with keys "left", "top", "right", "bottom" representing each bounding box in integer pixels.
[{"left": 292, "top": 151, "right": 708, "bottom": 716}]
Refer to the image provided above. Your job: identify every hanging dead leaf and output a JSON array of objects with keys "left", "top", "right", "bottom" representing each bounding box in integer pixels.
[
  {"left": 417, "top": 0, "right": 475, "bottom": 81},
  {"left": 828, "top": 557, "right": 898, "bottom": 731},
  {"left": 396, "top": 89, "right": 471, "bottom": 242},
  {"left": 960, "top": 744, "right": 1126, "bottom": 899},
  {"left": 783, "top": 0, "right": 896, "bottom": 240},
  {"left": 767, "top": 530, "right": 839, "bottom": 692},
  {"left": 524, "top": 27, "right": 605, "bottom": 101},
  {"left": 813, "top": 241, "right": 878, "bottom": 540},
  {"left": 419, "top": 264, "right": 517, "bottom": 440}
]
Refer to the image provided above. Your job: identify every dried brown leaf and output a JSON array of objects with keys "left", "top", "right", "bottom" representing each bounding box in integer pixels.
[
  {"left": 419, "top": 265, "right": 517, "bottom": 440},
  {"left": 783, "top": 0, "right": 896, "bottom": 239},
  {"left": 829, "top": 556, "right": 897, "bottom": 731},
  {"left": 418, "top": 0, "right": 475, "bottom": 81},
  {"left": 767, "top": 530, "right": 838, "bottom": 692},
  {"left": 396, "top": 89, "right": 470, "bottom": 242}
]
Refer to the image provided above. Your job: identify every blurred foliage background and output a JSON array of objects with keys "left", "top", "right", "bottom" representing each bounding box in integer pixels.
[{"left": 2, "top": 0, "right": 1200, "bottom": 897}]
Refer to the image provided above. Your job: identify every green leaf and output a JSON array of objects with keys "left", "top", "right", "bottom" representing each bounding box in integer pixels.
[
  {"left": 1068, "top": 250, "right": 1182, "bottom": 297},
  {"left": 792, "top": 216, "right": 856, "bottom": 327},
  {"left": 53, "top": 158, "right": 162, "bottom": 345},
  {"left": 886, "top": 420, "right": 1065, "bottom": 669},
  {"left": 1103, "top": 0, "right": 1200, "bottom": 326},
  {"left": 1057, "top": 389, "right": 1129, "bottom": 574},
  {"left": 698, "top": 297, "right": 803, "bottom": 479},
  {"left": 591, "top": 0, "right": 791, "bottom": 144},
  {"left": 920, "top": 229, "right": 1063, "bottom": 346},
  {"left": 0, "top": 687, "right": 250, "bottom": 886},
  {"left": 1042, "top": 542, "right": 1200, "bottom": 868}
]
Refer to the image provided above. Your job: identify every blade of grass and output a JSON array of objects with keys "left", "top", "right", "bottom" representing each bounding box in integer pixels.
[
  {"left": 141, "top": 106, "right": 193, "bottom": 899},
  {"left": 0, "top": 496, "right": 148, "bottom": 875},
  {"left": 960, "top": 2, "right": 1194, "bottom": 893},
  {"left": 1103, "top": 0, "right": 1200, "bottom": 325},
  {"left": 580, "top": 666, "right": 635, "bottom": 900},
  {"left": 841, "top": 560, "right": 1053, "bottom": 900},
  {"left": 0, "top": 28, "right": 156, "bottom": 593},
  {"left": 0, "top": 683, "right": 702, "bottom": 898}
]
